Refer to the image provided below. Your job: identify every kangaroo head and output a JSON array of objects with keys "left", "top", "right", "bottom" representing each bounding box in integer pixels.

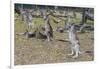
[{"left": 65, "top": 23, "right": 75, "bottom": 31}]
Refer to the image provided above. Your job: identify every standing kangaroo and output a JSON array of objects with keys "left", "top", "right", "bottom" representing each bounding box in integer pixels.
[
  {"left": 25, "top": 10, "right": 33, "bottom": 30},
  {"left": 43, "top": 14, "right": 53, "bottom": 41},
  {"left": 66, "top": 23, "right": 81, "bottom": 58}
]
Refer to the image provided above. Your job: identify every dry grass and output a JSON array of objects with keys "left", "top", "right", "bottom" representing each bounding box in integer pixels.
[{"left": 14, "top": 14, "right": 94, "bottom": 65}]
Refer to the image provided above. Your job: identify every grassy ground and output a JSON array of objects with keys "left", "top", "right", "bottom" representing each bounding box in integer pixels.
[{"left": 14, "top": 13, "right": 94, "bottom": 65}]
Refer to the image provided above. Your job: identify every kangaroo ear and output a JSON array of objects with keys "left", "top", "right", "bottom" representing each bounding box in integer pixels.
[
  {"left": 71, "top": 23, "right": 75, "bottom": 26},
  {"left": 71, "top": 23, "right": 75, "bottom": 25}
]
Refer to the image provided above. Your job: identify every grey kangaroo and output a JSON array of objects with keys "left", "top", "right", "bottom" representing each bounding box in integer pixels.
[
  {"left": 25, "top": 10, "right": 33, "bottom": 30},
  {"left": 66, "top": 23, "right": 81, "bottom": 58},
  {"left": 43, "top": 14, "right": 53, "bottom": 41},
  {"left": 19, "top": 9, "right": 33, "bottom": 30}
]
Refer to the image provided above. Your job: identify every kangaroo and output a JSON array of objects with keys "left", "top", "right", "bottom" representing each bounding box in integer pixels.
[
  {"left": 66, "top": 23, "right": 81, "bottom": 58},
  {"left": 43, "top": 14, "right": 53, "bottom": 41},
  {"left": 25, "top": 10, "right": 33, "bottom": 30}
]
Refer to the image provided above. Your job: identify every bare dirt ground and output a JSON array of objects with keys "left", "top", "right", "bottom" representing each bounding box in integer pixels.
[{"left": 14, "top": 15, "right": 94, "bottom": 65}]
